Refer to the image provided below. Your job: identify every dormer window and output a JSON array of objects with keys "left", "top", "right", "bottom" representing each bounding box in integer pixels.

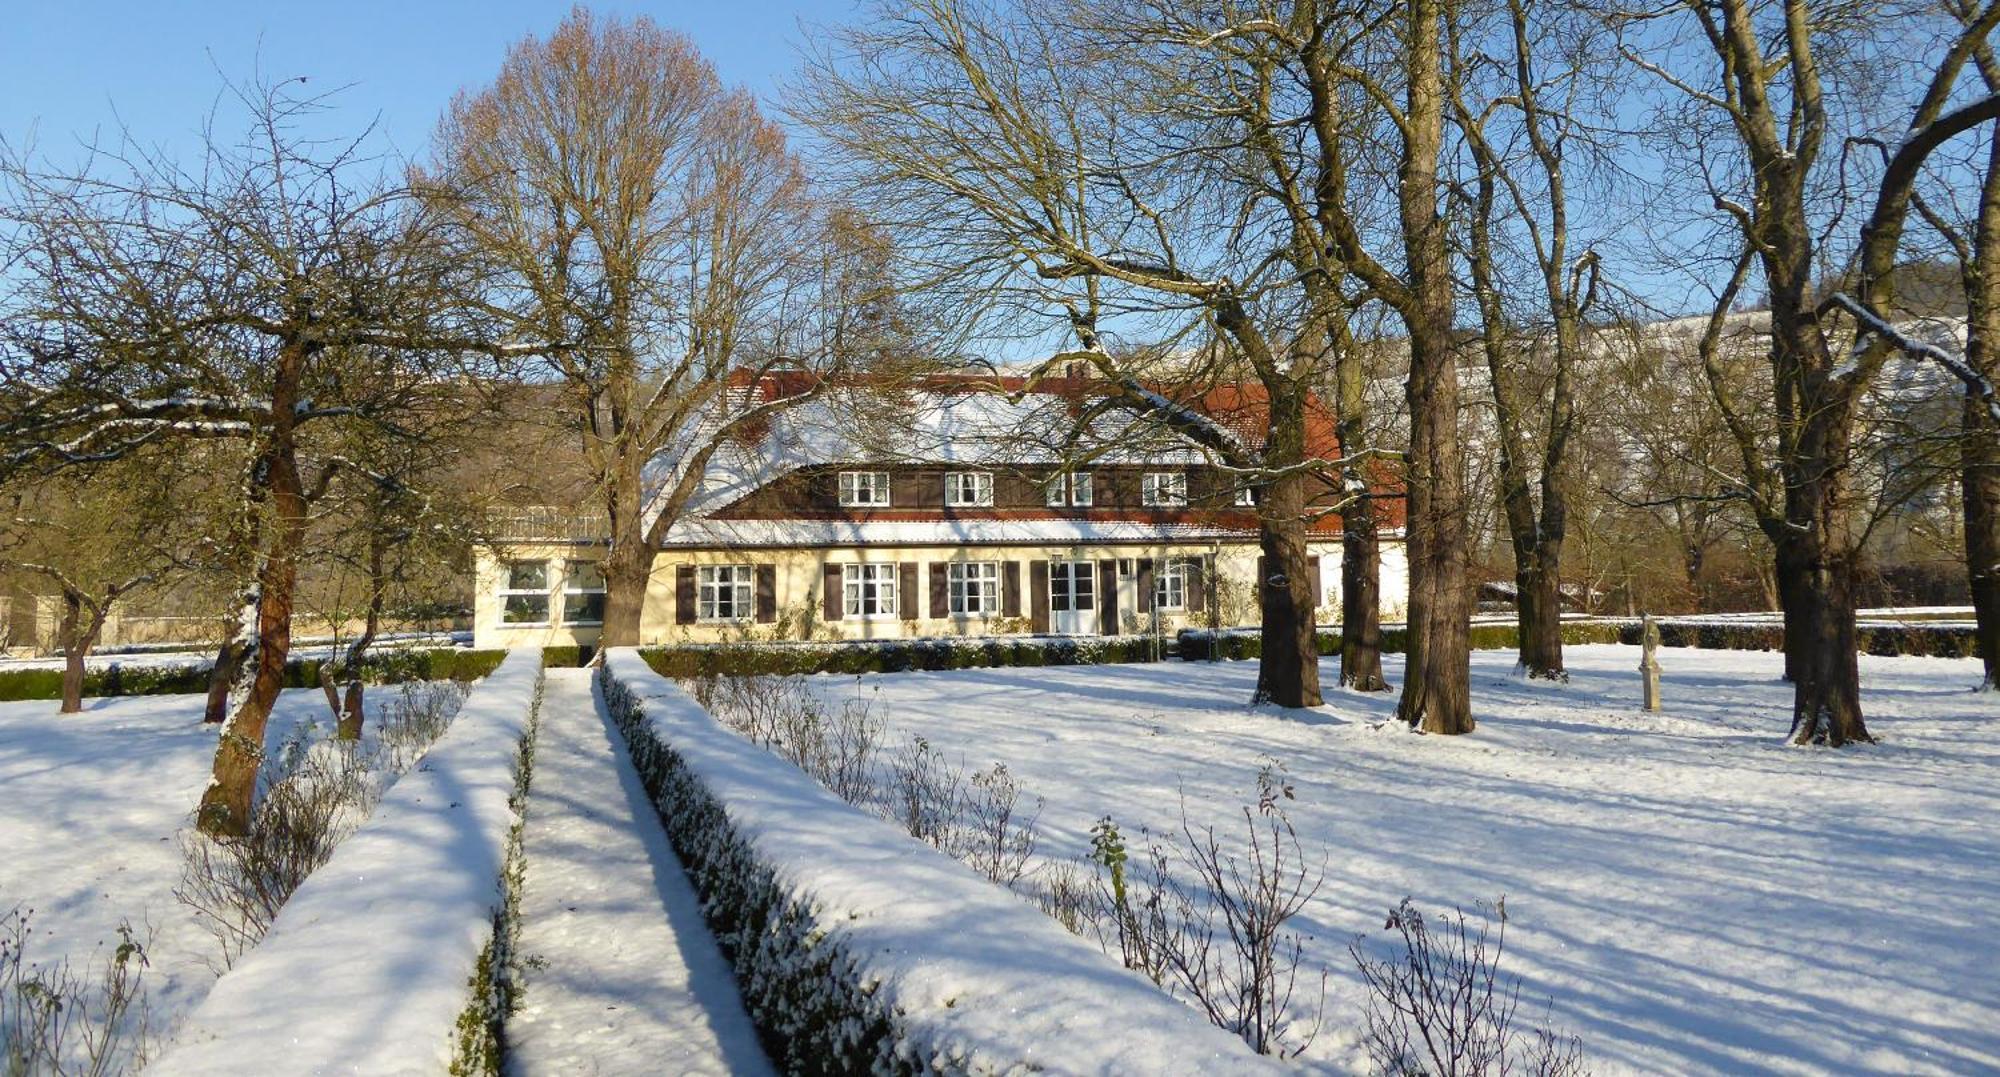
[
  {"left": 1046, "top": 471, "right": 1093, "bottom": 507},
  {"left": 944, "top": 471, "right": 994, "bottom": 507},
  {"left": 838, "top": 470, "right": 891, "bottom": 507},
  {"left": 1142, "top": 471, "right": 1188, "bottom": 507},
  {"left": 1235, "top": 485, "right": 1257, "bottom": 507}
]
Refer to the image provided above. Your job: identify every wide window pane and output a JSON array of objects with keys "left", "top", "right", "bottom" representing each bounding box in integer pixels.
[
  {"left": 563, "top": 593, "right": 606, "bottom": 625},
  {"left": 503, "top": 594, "right": 549, "bottom": 624}
]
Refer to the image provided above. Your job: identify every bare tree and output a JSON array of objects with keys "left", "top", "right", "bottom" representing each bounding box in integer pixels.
[
  {"left": 0, "top": 79, "right": 511, "bottom": 834},
  {"left": 1912, "top": 3, "right": 2000, "bottom": 687},
  {"left": 1451, "top": 0, "right": 1610, "bottom": 680},
  {"left": 0, "top": 455, "right": 191, "bottom": 712},
  {"left": 799, "top": 0, "right": 1476, "bottom": 708},
  {"left": 1617, "top": 0, "right": 2000, "bottom": 743},
  {"left": 424, "top": 7, "right": 851, "bottom": 648}
]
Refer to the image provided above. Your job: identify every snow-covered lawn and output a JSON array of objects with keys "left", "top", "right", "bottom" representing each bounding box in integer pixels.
[
  {"left": 0, "top": 688, "right": 402, "bottom": 1048},
  {"left": 802, "top": 644, "right": 2000, "bottom": 1075}
]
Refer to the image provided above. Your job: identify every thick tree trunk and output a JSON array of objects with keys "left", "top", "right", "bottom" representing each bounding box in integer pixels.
[
  {"left": 1783, "top": 533, "right": 1868, "bottom": 744},
  {"left": 1514, "top": 546, "right": 1566, "bottom": 680},
  {"left": 1254, "top": 471, "right": 1322, "bottom": 708},
  {"left": 1393, "top": 0, "right": 1472, "bottom": 734},
  {"left": 598, "top": 449, "right": 652, "bottom": 648}
]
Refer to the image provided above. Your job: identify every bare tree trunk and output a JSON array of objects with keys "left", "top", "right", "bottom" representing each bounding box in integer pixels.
[
  {"left": 334, "top": 532, "right": 387, "bottom": 741},
  {"left": 197, "top": 346, "right": 309, "bottom": 838},
  {"left": 203, "top": 597, "right": 254, "bottom": 725},
  {"left": 57, "top": 593, "right": 85, "bottom": 715},
  {"left": 1965, "top": 124, "right": 2000, "bottom": 688},
  {"left": 1255, "top": 469, "right": 1323, "bottom": 708},
  {"left": 1333, "top": 326, "right": 1387, "bottom": 692},
  {"left": 1338, "top": 497, "right": 1388, "bottom": 691},
  {"left": 599, "top": 446, "right": 651, "bottom": 648},
  {"left": 1394, "top": 0, "right": 1473, "bottom": 734}
]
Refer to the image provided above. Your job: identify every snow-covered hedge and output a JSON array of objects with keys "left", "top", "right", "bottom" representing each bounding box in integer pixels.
[
  {"left": 1176, "top": 621, "right": 1623, "bottom": 660},
  {"left": 149, "top": 647, "right": 545, "bottom": 1077},
  {"left": 0, "top": 646, "right": 506, "bottom": 703},
  {"left": 600, "top": 648, "right": 1276, "bottom": 1075},
  {"left": 639, "top": 632, "right": 1172, "bottom": 679}
]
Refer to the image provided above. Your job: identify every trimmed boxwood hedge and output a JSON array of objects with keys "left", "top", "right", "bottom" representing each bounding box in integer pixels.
[
  {"left": 0, "top": 647, "right": 508, "bottom": 703},
  {"left": 1609, "top": 619, "right": 1980, "bottom": 658},
  {"left": 639, "top": 634, "right": 1173, "bottom": 679}
]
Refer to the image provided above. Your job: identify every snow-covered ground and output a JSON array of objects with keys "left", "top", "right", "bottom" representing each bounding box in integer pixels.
[
  {"left": 507, "top": 669, "right": 770, "bottom": 1077},
  {"left": 0, "top": 687, "right": 409, "bottom": 1054},
  {"left": 799, "top": 644, "right": 2000, "bottom": 1075}
]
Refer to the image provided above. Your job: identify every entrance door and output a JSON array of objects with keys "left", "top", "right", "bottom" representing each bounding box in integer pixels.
[{"left": 1048, "top": 559, "right": 1099, "bottom": 635}]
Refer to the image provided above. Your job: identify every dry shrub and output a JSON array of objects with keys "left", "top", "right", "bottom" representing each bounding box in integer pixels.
[
  {"left": 1092, "top": 763, "right": 1327, "bottom": 1058},
  {"left": 175, "top": 681, "right": 467, "bottom": 968},
  {"left": 1, "top": 907, "right": 155, "bottom": 1076},
  {"left": 1351, "top": 898, "right": 1588, "bottom": 1077}
]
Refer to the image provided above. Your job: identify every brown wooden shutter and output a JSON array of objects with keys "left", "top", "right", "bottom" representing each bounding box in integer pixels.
[
  {"left": 1186, "top": 557, "right": 1208, "bottom": 618},
  {"left": 675, "top": 565, "right": 697, "bottom": 625},
  {"left": 929, "top": 562, "right": 949, "bottom": 619},
  {"left": 1135, "top": 558, "right": 1155, "bottom": 613},
  {"left": 1098, "top": 560, "right": 1119, "bottom": 636},
  {"left": 1029, "top": 560, "right": 1049, "bottom": 633},
  {"left": 1003, "top": 561, "right": 1022, "bottom": 618},
  {"left": 823, "top": 562, "right": 844, "bottom": 621},
  {"left": 899, "top": 562, "right": 919, "bottom": 620},
  {"left": 1308, "top": 556, "right": 1322, "bottom": 609},
  {"left": 755, "top": 564, "right": 777, "bottom": 623}
]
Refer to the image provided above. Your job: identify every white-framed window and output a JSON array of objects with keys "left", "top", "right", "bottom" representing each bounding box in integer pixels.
[
  {"left": 561, "top": 561, "right": 607, "bottom": 625},
  {"left": 843, "top": 563, "right": 899, "bottom": 618},
  {"left": 1155, "top": 558, "right": 1190, "bottom": 611},
  {"left": 1235, "top": 485, "right": 1257, "bottom": 507},
  {"left": 948, "top": 561, "right": 1001, "bottom": 615},
  {"left": 1046, "top": 471, "right": 1093, "bottom": 507},
  {"left": 1142, "top": 471, "right": 1188, "bottom": 507},
  {"left": 838, "top": 470, "right": 891, "bottom": 507},
  {"left": 944, "top": 471, "right": 994, "bottom": 507},
  {"left": 499, "top": 560, "right": 550, "bottom": 625},
  {"left": 698, "top": 565, "right": 755, "bottom": 622}
]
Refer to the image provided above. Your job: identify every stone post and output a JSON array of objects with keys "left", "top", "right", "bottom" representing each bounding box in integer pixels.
[{"left": 1639, "top": 614, "right": 1662, "bottom": 712}]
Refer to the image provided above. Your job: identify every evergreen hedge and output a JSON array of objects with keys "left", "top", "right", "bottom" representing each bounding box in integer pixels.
[
  {"left": 0, "top": 647, "right": 507, "bottom": 703},
  {"left": 1174, "top": 621, "right": 1624, "bottom": 662},
  {"left": 638, "top": 634, "right": 1171, "bottom": 679},
  {"left": 1608, "top": 618, "right": 1979, "bottom": 658}
]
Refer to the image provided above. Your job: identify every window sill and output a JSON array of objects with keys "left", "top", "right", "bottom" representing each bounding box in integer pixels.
[{"left": 499, "top": 621, "right": 552, "bottom": 629}]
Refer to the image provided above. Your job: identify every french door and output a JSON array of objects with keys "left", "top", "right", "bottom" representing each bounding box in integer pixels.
[{"left": 1048, "top": 559, "right": 1099, "bottom": 635}]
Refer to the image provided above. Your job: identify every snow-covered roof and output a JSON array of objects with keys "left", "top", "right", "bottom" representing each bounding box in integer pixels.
[{"left": 656, "top": 516, "right": 1259, "bottom": 549}]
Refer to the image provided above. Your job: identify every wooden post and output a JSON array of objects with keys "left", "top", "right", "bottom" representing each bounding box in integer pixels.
[{"left": 1640, "top": 614, "right": 1662, "bottom": 712}]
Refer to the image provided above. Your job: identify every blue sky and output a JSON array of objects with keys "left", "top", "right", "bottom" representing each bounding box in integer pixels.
[{"left": 0, "top": 1, "right": 857, "bottom": 165}]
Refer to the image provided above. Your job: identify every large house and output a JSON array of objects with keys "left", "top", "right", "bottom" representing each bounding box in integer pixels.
[{"left": 471, "top": 374, "right": 1408, "bottom": 649}]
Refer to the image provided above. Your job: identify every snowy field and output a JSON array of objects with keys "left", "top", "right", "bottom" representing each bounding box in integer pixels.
[
  {"left": 0, "top": 688, "right": 403, "bottom": 1049},
  {"left": 801, "top": 644, "right": 2000, "bottom": 1075}
]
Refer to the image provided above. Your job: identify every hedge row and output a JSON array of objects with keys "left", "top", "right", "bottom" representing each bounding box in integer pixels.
[
  {"left": 639, "top": 633, "right": 1172, "bottom": 679},
  {"left": 150, "top": 649, "right": 545, "bottom": 1077},
  {"left": 1175, "top": 621, "right": 1624, "bottom": 662},
  {"left": 600, "top": 650, "right": 1272, "bottom": 1075},
  {"left": 0, "top": 647, "right": 508, "bottom": 703},
  {"left": 1610, "top": 618, "right": 1982, "bottom": 658}
]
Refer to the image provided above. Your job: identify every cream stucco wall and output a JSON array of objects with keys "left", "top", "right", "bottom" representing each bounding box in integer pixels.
[{"left": 473, "top": 538, "right": 1412, "bottom": 650}]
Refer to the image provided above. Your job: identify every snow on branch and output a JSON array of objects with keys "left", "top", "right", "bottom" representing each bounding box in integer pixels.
[{"left": 1824, "top": 292, "right": 1999, "bottom": 423}]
